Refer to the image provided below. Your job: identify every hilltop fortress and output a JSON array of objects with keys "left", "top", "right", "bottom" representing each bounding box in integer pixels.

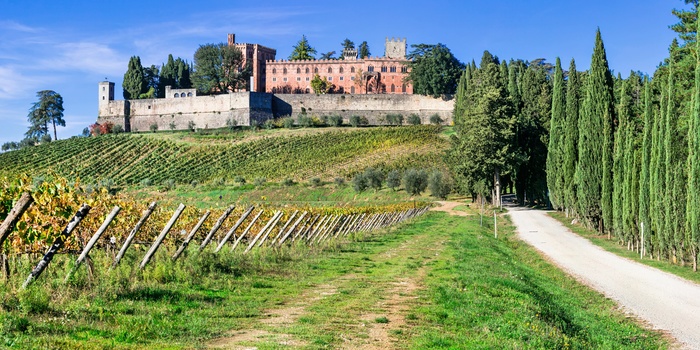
[{"left": 98, "top": 35, "right": 453, "bottom": 131}]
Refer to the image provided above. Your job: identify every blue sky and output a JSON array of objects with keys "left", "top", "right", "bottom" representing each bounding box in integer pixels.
[{"left": 0, "top": 0, "right": 682, "bottom": 144}]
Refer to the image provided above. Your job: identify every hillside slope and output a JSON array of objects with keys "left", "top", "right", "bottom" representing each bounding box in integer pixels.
[{"left": 0, "top": 126, "right": 447, "bottom": 185}]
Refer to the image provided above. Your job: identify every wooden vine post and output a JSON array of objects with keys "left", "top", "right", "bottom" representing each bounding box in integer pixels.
[
  {"left": 0, "top": 192, "right": 33, "bottom": 281},
  {"left": 231, "top": 210, "right": 264, "bottom": 251},
  {"left": 200, "top": 205, "right": 235, "bottom": 251},
  {"left": 113, "top": 201, "right": 157, "bottom": 268},
  {"left": 245, "top": 211, "right": 281, "bottom": 253},
  {"left": 215, "top": 206, "right": 254, "bottom": 253},
  {"left": 22, "top": 204, "right": 91, "bottom": 289},
  {"left": 65, "top": 205, "right": 121, "bottom": 282},
  {"left": 172, "top": 210, "right": 210, "bottom": 261},
  {"left": 257, "top": 212, "right": 284, "bottom": 248},
  {"left": 139, "top": 203, "right": 186, "bottom": 270},
  {"left": 278, "top": 211, "right": 307, "bottom": 246}
]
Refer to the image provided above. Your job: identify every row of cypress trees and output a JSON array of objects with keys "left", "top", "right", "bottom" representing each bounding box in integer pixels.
[{"left": 547, "top": 7, "right": 700, "bottom": 270}]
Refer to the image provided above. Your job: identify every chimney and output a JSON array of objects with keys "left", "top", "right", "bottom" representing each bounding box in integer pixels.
[{"left": 228, "top": 33, "right": 235, "bottom": 46}]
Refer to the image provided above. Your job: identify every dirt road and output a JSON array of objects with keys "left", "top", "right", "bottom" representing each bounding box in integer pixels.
[{"left": 507, "top": 206, "right": 700, "bottom": 349}]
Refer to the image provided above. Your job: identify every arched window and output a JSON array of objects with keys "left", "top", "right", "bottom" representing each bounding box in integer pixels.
[
  {"left": 381, "top": 66, "right": 387, "bottom": 72},
  {"left": 297, "top": 68, "right": 301, "bottom": 74},
  {"left": 180, "top": 93, "right": 186, "bottom": 97},
  {"left": 283, "top": 68, "right": 287, "bottom": 74},
  {"left": 272, "top": 68, "right": 277, "bottom": 74},
  {"left": 305, "top": 68, "right": 310, "bottom": 74},
  {"left": 390, "top": 84, "right": 395, "bottom": 93},
  {"left": 339, "top": 67, "right": 344, "bottom": 73},
  {"left": 368, "top": 65, "right": 374, "bottom": 72},
  {"left": 305, "top": 88, "right": 310, "bottom": 94},
  {"left": 187, "top": 92, "right": 192, "bottom": 97},
  {"left": 314, "top": 67, "right": 318, "bottom": 73},
  {"left": 351, "top": 67, "right": 355, "bottom": 73},
  {"left": 328, "top": 67, "right": 332, "bottom": 73},
  {"left": 401, "top": 66, "right": 408, "bottom": 73},
  {"left": 174, "top": 93, "right": 179, "bottom": 98}
]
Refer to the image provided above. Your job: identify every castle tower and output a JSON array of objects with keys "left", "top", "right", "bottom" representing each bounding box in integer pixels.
[
  {"left": 99, "top": 81, "right": 114, "bottom": 106},
  {"left": 384, "top": 37, "right": 407, "bottom": 59}
]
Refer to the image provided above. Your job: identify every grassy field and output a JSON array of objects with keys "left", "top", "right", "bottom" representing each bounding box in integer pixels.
[
  {"left": 549, "top": 211, "right": 700, "bottom": 285},
  {"left": 0, "top": 206, "right": 667, "bottom": 349}
]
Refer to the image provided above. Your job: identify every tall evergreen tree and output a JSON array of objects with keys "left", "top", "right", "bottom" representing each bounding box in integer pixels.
[
  {"left": 612, "top": 78, "right": 631, "bottom": 239},
  {"left": 639, "top": 78, "right": 653, "bottom": 256},
  {"left": 651, "top": 71, "right": 667, "bottom": 258},
  {"left": 686, "top": 9, "right": 700, "bottom": 271},
  {"left": 26, "top": 90, "right": 64, "bottom": 140},
  {"left": 576, "top": 29, "right": 615, "bottom": 233},
  {"left": 358, "top": 41, "right": 370, "bottom": 59},
  {"left": 122, "top": 56, "right": 146, "bottom": 99},
  {"left": 289, "top": 35, "right": 317, "bottom": 60},
  {"left": 563, "top": 59, "right": 580, "bottom": 215},
  {"left": 547, "top": 57, "right": 566, "bottom": 209}
]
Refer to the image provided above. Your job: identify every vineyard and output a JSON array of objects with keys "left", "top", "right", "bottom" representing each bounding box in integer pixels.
[{"left": 0, "top": 126, "right": 446, "bottom": 186}]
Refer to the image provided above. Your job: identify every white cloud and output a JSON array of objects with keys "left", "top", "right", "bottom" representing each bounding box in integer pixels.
[
  {"left": 43, "top": 42, "right": 125, "bottom": 76},
  {"left": 0, "top": 66, "right": 41, "bottom": 100},
  {"left": 0, "top": 20, "right": 40, "bottom": 33}
]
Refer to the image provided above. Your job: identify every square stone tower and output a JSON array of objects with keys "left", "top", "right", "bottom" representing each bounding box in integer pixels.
[{"left": 385, "top": 37, "right": 407, "bottom": 59}]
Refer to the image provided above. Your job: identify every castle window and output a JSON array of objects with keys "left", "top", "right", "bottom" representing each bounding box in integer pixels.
[
  {"left": 273, "top": 77, "right": 277, "bottom": 82},
  {"left": 340, "top": 76, "right": 344, "bottom": 81},
  {"left": 283, "top": 77, "right": 288, "bottom": 82},
  {"left": 351, "top": 76, "right": 355, "bottom": 81},
  {"left": 148, "top": 105, "right": 151, "bottom": 109},
  {"left": 381, "top": 66, "right": 387, "bottom": 72},
  {"left": 297, "top": 77, "right": 301, "bottom": 81},
  {"left": 306, "top": 77, "right": 310, "bottom": 81},
  {"left": 390, "top": 66, "right": 397, "bottom": 73},
  {"left": 305, "top": 68, "right": 310, "bottom": 74},
  {"left": 102, "top": 96, "right": 105, "bottom": 100},
  {"left": 305, "top": 88, "right": 310, "bottom": 94},
  {"left": 314, "top": 67, "right": 318, "bottom": 73},
  {"left": 391, "top": 84, "right": 395, "bottom": 93},
  {"left": 368, "top": 66, "right": 374, "bottom": 72},
  {"left": 283, "top": 68, "right": 287, "bottom": 74},
  {"left": 180, "top": 93, "right": 186, "bottom": 97},
  {"left": 174, "top": 93, "right": 179, "bottom": 98},
  {"left": 402, "top": 84, "right": 407, "bottom": 93},
  {"left": 297, "top": 68, "right": 301, "bottom": 74},
  {"left": 339, "top": 67, "right": 344, "bottom": 73},
  {"left": 102, "top": 87, "right": 105, "bottom": 91},
  {"left": 351, "top": 67, "right": 355, "bottom": 73},
  {"left": 401, "top": 66, "right": 407, "bottom": 73},
  {"left": 351, "top": 86, "right": 355, "bottom": 94},
  {"left": 187, "top": 92, "right": 192, "bottom": 97},
  {"left": 328, "top": 76, "right": 332, "bottom": 81},
  {"left": 272, "top": 68, "right": 277, "bottom": 74}
]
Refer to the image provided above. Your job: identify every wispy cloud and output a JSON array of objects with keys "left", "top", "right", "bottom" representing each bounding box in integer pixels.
[
  {"left": 40, "top": 42, "right": 125, "bottom": 76},
  {"left": 0, "top": 66, "right": 42, "bottom": 100},
  {"left": 0, "top": 20, "right": 41, "bottom": 33}
]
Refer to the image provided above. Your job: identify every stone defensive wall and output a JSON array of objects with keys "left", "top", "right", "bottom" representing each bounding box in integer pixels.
[
  {"left": 272, "top": 93, "right": 453, "bottom": 124},
  {"left": 98, "top": 90, "right": 454, "bottom": 132},
  {"left": 98, "top": 92, "right": 272, "bottom": 132}
]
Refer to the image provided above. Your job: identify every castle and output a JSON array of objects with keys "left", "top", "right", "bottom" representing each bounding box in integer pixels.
[{"left": 97, "top": 35, "right": 451, "bottom": 132}]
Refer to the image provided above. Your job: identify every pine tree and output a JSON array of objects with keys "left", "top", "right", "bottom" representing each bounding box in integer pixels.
[
  {"left": 123, "top": 56, "right": 146, "bottom": 99},
  {"left": 546, "top": 57, "right": 566, "bottom": 209},
  {"left": 576, "top": 29, "right": 615, "bottom": 233},
  {"left": 359, "top": 41, "right": 370, "bottom": 59},
  {"left": 686, "top": 10, "right": 700, "bottom": 270},
  {"left": 563, "top": 59, "right": 580, "bottom": 216},
  {"left": 639, "top": 79, "right": 653, "bottom": 257},
  {"left": 289, "top": 35, "right": 317, "bottom": 60}
]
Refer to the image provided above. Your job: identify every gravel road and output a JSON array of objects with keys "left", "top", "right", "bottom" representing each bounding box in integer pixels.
[{"left": 507, "top": 206, "right": 700, "bottom": 349}]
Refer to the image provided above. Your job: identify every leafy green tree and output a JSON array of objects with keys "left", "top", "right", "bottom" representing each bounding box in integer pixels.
[
  {"left": 428, "top": 170, "right": 451, "bottom": 199},
  {"left": 403, "top": 168, "right": 428, "bottom": 196},
  {"left": 358, "top": 41, "right": 370, "bottom": 59},
  {"left": 143, "top": 65, "right": 159, "bottom": 98},
  {"left": 563, "top": 59, "right": 580, "bottom": 215},
  {"left": 310, "top": 74, "right": 332, "bottom": 94},
  {"left": 546, "top": 57, "right": 566, "bottom": 209},
  {"left": 364, "top": 168, "right": 384, "bottom": 191},
  {"left": 353, "top": 172, "right": 369, "bottom": 192},
  {"left": 176, "top": 58, "right": 192, "bottom": 88},
  {"left": 406, "top": 44, "right": 464, "bottom": 97},
  {"left": 319, "top": 51, "right": 336, "bottom": 60},
  {"left": 123, "top": 56, "right": 146, "bottom": 99},
  {"left": 192, "top": 43, "right": 250, "bottom": 94},
  {"left": 341, "top": 39, "right": 355, "bottom": 51},
  {"left": 386, "top": 170, "right": 402, "bottom": 190},
  {"left": 576, "top": 29, "right": 615, "bottom": 233},
  {"left": 26, "top": 90, "right": 64, "bottom": 141},
  {"left": 289, "top": 35, "right": 317, "bottom": 60}
]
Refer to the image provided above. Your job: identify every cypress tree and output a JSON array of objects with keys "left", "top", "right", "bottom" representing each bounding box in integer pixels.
[
  {"left": 576, "top": 29, "right": 616, "bottom": 233},
  {"left": 547, "top": 57, "right": 566, "bottom": 209},
  {"left": 612, "top": 78, "right": 631, "bottom": 239},
  {"left": 453, "top": 69, "right": 470, "bottom": 132},
  {"left": 686, "top": 9, "right": 700, "bottom": 270},
  {"left": 639, "top": 78, "right": 653, "bottom": 257},
  {"left": 499, "top": 60, "right": 509, "bottom": 88},
  {"left": 652, "top": 75, "right": 667, "bottom": 259},
  {"left": 122, "top": 56, "right": 146, "bottom": 99},
  {"left": 563, "top": 59, "right": 580, "bottom": 216},
  {"left": 621, "top": 74, "right": 640, "bottom": 246}
]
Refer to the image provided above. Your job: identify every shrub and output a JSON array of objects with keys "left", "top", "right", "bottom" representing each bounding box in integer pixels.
[
  {"left": 430, "top": 113, "right": 444, "bottom": 125},
  {"left": 403, "top": 168, "right": 428, "bottom": 196},
  {"left": 150, "top": 123, "right": 159, "bottom": 133},
  {"left": 283, "top": 117, "right": 295, "bottom": 129},
  {"left": 226, "top": 117, "right": 237, "bottom": 131},
  {"left": 326, "top": 115, "right": 343, "bottom": 127},
  {"left": 386, "top": 113, "right": 404, "bottom": 126},
  {"left": 169, "top": 121, "right": 176, "bottom": 130},
  {"left": 18, "top": 287, "right": 49, "bottom": 314},
  {"left": 363, "top": 168, "right": 384, "bottom": 191},
  {"left": 40, "top": 134, "right": 52, "bottom": 143},
  {"left": 407, "top": 114, "right": 422, "bottom": 125},
  {"left": 163, "top": 179, "right": 176, "bottom": 191},
  {"left": 140, "top": 178, "right": 153, "bottom": 187},
  {"left": 428, "top": 170, "right": 452, "bottom": 199},
  {"left": 217, "top": 177, "right": 227, "bottom": 186},
  {"left": 254, "top": 177, "right": 267, "bottom": 187},
  {"left": 310, "top": 177, "right": 322, "bottom": 187},
  {"left": 386, "top": 170, "right": 402, "bottom": 191},
  {"left": 297, "top": 115, "right": 313, "bottom": 128},
  {"left": 349, "top": 115, "right": 361, "bottom": 127},
  {"left": 283, "top": 178, "right": 295, "bottom": 186},
  {"left": 187, "top": 120, "right": 196, "bottom": 131},
  {"left": 234, "top": 176, "right": 246, "bottom": 185},
  {"left": 190, "top": 180, "right": 199, "bottom": 188},
  {"left": 310, "top": 116, "right": 325, "bottom": 127},
  {"left": 334, "top": 177, "right": 346, "bottom": 187},
  {"left": 352, "top": 173, "right": 369, "bottom": 192},
  {"left": 112, "top": 124, "right": 125, "bottom": 134},
  {"left": 263, "top": 119, "right": 275, "bottom": 130},
  {"left": 249, "top": 119, "right": 260, "bottom": 130}
]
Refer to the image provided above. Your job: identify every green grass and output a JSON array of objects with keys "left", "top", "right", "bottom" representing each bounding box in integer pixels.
[{"left": 549, "top": 211, "right": 700, "bottom": 285}]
